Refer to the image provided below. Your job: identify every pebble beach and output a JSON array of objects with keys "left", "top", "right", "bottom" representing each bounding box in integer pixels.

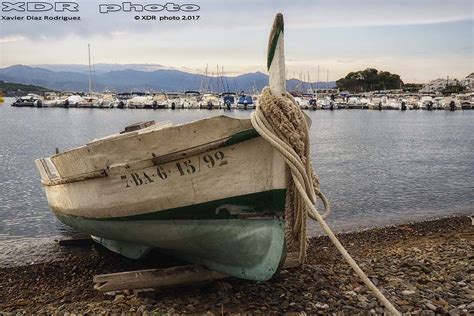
[{"left": 0, "top": 215, "right": 472, "bottom": 314}]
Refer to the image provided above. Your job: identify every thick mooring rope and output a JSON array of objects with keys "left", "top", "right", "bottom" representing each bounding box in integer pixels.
[{"left": 251, "top": 87, "right": 401, "bottom": 316}]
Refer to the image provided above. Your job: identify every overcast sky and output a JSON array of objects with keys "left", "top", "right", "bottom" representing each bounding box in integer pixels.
[{"left": 0, "top": 0, "right": 472, "bottom": 82}]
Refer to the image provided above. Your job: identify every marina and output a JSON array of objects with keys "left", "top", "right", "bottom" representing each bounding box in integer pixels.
[{"left": 8, "top": 90, "right": 474, "bottom": 111}]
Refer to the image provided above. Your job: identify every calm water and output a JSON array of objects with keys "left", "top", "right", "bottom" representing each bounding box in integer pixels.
[{"left": 0, "top": 98, "right": 473, "bottom": 265}]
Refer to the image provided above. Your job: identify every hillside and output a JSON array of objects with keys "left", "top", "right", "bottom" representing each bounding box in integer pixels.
[
  {"left": 0, "top": 80, "right": 53, "bottom": 96},
  {"left": 0, "top": 65, "right": 336, "bottom": 93}
]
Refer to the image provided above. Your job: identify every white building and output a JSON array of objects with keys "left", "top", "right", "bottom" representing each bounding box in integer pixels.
[
  {"left": 459, "top": 73, "right": 474, "bottom": 91},
  {"left": 420, "top": 77, "right": 464, "bottom": 93}
]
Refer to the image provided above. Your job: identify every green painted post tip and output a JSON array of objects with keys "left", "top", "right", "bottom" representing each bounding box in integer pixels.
[{"left": 267, "top": 13, "right": 284, "bottom": 71}]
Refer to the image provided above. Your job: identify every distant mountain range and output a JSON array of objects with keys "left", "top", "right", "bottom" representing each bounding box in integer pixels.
[
  {"left": 34, "top": 63, "right": 174, "bottom": 74},
  {"left": 0, "top": 65, "right": 336, "bottom": 93}
]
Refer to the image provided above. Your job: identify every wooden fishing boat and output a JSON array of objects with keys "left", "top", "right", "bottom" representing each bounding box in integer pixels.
[
  {"left": 36, "top": 117, "right": 288, "bottom": 281},
  {"left": 36, "top": 15, "right": 291, "bottom": 282}
]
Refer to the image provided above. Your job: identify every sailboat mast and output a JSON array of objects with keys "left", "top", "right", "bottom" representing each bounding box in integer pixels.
[
  {"left": 205, "top": 64, "right": 209, "bottom": 92},
  {"left": 88, "top": 44, "right": 92, "bottom": 95},
  {"left": 216, "top": 64, "right": 220, "bottom": 93},
  {"left": 327, "top": 69, "right": 329, "bottom": 86},
  {"left": 317, "top": 65, "right": 320, "bottom": 98}
]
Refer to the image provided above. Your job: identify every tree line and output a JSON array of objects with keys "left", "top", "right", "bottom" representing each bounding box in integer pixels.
[{"left": 336, "top": 68, "right": 403, "bottom": 93}]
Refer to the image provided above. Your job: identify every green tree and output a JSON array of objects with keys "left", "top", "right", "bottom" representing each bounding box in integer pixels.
[
  {"left": 336, "top": 68, "right": 403, "bottom": 93},
  {"left": 442, "top": 84, "right": 465, "bottom": 95}
]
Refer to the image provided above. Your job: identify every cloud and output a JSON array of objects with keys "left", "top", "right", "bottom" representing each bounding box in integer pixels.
[
  {"left": 0, "top": 0, "right": 471, "bottom": 82},
  {"left": 0, "top": 35, "right": 26, "bottom": 43},
  {"left": 0, "top": 0, "right": 472, "bottom": 39}
]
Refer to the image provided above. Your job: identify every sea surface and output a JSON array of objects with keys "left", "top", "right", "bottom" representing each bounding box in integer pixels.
[{"left": 1, "top": 98, "right": 473, "bottom": 266}]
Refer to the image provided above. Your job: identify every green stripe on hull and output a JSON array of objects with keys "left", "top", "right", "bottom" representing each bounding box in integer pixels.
[
  {"left": 223, "top": 129, "right": 259, "bottom": 146},
  {"left": 54, "top": 189, "right": 288, "bottom": 281},
  {"left": 56, "top": 189, "right": 287, "bottom": 221}
]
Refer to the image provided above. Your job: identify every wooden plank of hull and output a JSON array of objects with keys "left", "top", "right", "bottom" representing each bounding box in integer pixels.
[{"left": 46, "top": 116, "right": 254, "bottom": 179}]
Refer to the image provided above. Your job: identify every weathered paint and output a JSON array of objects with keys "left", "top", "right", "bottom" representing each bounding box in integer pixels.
[
  {"left": 36, "top": 116, "right": 290, "bottom": 281},
  {"left": 268, "top": 13, "right": 286, "bottom": 96},
  {"left": 41, "top": 136, "right": 287, "bottom": 220},
  {"left": 60, "top": 216, "right": 286, "bottom": 281},
  {"left": 58, "top": 189, "right": 287, "bottom": 221}
]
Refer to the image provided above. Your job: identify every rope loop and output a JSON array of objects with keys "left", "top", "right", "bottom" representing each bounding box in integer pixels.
[{"left": 250, "top": 87, "right": 400, "bottom": 316}]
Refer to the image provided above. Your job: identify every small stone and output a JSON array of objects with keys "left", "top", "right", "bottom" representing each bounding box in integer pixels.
[
  {"left": 114, "top": 294, "right": 125, "bottom": 303},
  {"left": 436, "top": 307, "right": 446, "bottom": 314},
  {"left": 314, "top": 302, "right": 329, "bottom": 309},
  {"left": 371, "top": 278, "right": 379, "bottom": 286},
  {"left": 319, "top": 290, "right": 329, "bottom": 297},
  {"left": 448, "top": 298, "right": 461, "bottom": 306},
  {"left": 358, "top": 295, "right": 368, "bottom": 303},
  {"left": 449, "top": 308, "right": 460, "bottom": 315},
  {"left": 426, "top": 302, "right": 437, "bottom": 311},
  {"left": 402, "top": 290, "right": 416, "bottom": 296}
]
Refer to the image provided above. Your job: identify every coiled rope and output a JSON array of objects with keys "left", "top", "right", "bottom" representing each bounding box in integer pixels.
[{"left": 251, "top": 87, "right": 400, "bottom": 316}]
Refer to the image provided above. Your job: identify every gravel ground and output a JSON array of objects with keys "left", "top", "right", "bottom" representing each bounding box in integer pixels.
[{"left": 0, "top": 215, "right": 472, "bottom": 314}]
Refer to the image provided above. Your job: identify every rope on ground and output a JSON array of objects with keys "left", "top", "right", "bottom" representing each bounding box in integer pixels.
[{"left": 250, "top": 87, "right": 401, "bottom": 316}]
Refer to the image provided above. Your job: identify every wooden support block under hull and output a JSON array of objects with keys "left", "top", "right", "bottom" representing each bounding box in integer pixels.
[
  {"left": 93, "top": 265, "right": 227, "bottom": 292},
  {"left": 93, "top": 252, "right": 301, "bottom": 292}
]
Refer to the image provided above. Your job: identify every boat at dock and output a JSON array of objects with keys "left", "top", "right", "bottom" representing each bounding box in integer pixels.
[
  {"left": 42, "top": 92, "right": 62, "bottom": 107},
  {"left": 11, "top": 94, "right": 43, "bottom": 107},
  {"left": 79, "top": 95, "right": 100, "bottom": 108},
  {"left": 221, "top": 92, "right": 237, "bottom": 110},
  {"left": 126, "top": 94, "right": 153, "bottom": 109},
  {"left": 166, "top": 93, "right": 182, "bottom": 109},
  {"left": 456, "top": 93, "right": 473, "bottom": 109},
  {"left": 181, "top": 91, "right": 201, "bottom": 109},
  {"left": 152, "top": 93, "right": 167, "bottom": 109},
  {"left": 201, "top": 93, "right": 221, "bottom": 109},
  {"left": 318, "top": 96, "right": 338, "bottom": 110},
  {"left": 237, "top": 94, "right": 255, "bottom": 109},
  {"left": 96, "top": 93, "right": 118, "bottom": 108}
]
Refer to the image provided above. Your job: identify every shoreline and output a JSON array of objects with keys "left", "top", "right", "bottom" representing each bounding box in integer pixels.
[
  {"left": 0, "top": 215, "right": 472, "bottom": 314},
  {"left": 1, "top": 213, "right": 470, "bottom": 269}
]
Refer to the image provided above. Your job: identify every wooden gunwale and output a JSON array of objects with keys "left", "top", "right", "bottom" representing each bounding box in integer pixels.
[{"left": 41, "top": 128, "right": 258, "bottom": 187}]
